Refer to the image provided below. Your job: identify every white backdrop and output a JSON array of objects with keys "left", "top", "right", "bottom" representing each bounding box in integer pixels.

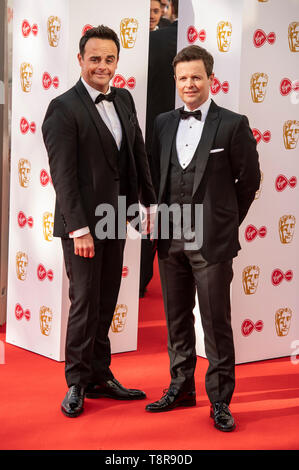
[
  {"left": 6, "top": 0, "right": 150, "bottom": 360},
  {"left": 177, "top": 0, "right": 299, "bottom": 363}
]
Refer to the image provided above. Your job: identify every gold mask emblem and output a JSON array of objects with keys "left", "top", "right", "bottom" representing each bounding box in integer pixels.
[
  {"left": 120, "top": 18, "right": 139, "bottom": 49},
  {"left": 40, "top": 306, "right": 53, "bottom": 336},
  {"left": 275, "top": 308, "right": 292, "bottom": 337},
  {"left": 16, "top": 251, "right": 28, "bottom": 281},
  {"left": 242, "top": 265, "right": 260, "bottom": 295},
  {"left": 279, "top": 215, "right": 296, "bottom": 244},
  {"left": 217, "top": 21, "right": 232, "bottom": 52},
  {"left": 43, "top": 212, "right": 54, "bottom": 242},
  {"left": 283, "top": 120, "right": 299, "bottom": 149},
  {"left": 250, "top": 72, "right": 268, "bottom": 103},
  {"left": 47, "top": 16, "right": 61, "bottom": 47},
  {"left": 18, "top": 158, "right": 31, "bottom": 188},
  {"left": 111, "top": 304, "right": 128, "bottom": 333},
  {"left": 288, "top": 22, "right": 299, "bottom": 52},
  {"left": 20, "top": 62, "right": 33, "bottom": 93}
]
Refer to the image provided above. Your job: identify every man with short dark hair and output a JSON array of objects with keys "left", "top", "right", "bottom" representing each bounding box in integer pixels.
[
  {"left": 42, "top": 25, "right": 156, "bottom": 418},
  {"left": 146, "top": 45, "right": 260, "bottom": 432}
]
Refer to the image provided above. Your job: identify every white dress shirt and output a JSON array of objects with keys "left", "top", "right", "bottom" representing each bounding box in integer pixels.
[
  {"left": 70, "top": 78, "right": 123, "bottom": 238},
  {"left": 176, "top": 97, "right": 211, "bottom": 169}
]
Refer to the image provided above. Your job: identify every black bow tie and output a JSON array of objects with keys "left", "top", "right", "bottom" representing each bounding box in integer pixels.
[
  {"left": 95, "top": 89, "right": 116, "bottom": 104},
  {"left": 180, "top": 109, "right": 202, "bottom": 121}
]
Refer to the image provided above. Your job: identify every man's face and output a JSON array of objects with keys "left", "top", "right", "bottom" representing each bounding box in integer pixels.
[
  {"left": 150, "top": 0, "right": 162, "bottom": 31},
  {"left": 78, "top": 38, "right": 119, "bottom": 93},
  {"left": 175, "top": 60, "right": 214, "bottom": 111}
]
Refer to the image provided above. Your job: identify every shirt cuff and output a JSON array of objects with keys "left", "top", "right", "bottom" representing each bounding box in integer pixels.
[{"left": 69, "top": 226, "right": 90, "bottom": 238}]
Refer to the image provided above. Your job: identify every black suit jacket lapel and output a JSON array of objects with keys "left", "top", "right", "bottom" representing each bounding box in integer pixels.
[
  {"left": 113, "top": 90, "right": 137, "bottom": 172},
  {"left": 159, "top": 109, "right": 181, "bottom": 201},
  {"left": 74, "top": 80, "right": 118, "bottom": 174},
  {"left": 192, "top": 100, "right": 220, "bottom": 197}
]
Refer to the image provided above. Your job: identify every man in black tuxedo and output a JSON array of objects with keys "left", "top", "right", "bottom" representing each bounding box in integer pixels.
[
  {"left": 145, "top": 45, "right": 260, "bottom": 432},
  {"left": 42, "top": 25, "right": 156, "bottom": 418}
]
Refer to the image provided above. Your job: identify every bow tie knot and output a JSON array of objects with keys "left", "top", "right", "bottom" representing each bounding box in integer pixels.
[
  {"left": 180, "top": 109, "right": 202, "bottom": 121},
  {"left": 95, "top": 89, "right": 116, "bottom": 104}
]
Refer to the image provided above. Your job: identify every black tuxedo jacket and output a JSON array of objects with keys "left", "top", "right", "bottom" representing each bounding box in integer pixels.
[
  {"left": 151, "top": 100, "right": 261, "bottom": 263},
  {"left": 42, "top": 79, "right": 156, "bottom": 239}
]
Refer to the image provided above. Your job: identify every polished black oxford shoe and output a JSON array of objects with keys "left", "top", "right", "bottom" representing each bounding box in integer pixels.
[
  {"left": 145, "top": 387, "right": 196, "bottom": 412},
  {"left": 85, "top": 378, "right": 146, "bottom": 400},
  {"left": 61, "top": 384, "right": 85, "bottom": 418},
  {"left": 210, "top": 402, "right": 236, "bottom": 432}
]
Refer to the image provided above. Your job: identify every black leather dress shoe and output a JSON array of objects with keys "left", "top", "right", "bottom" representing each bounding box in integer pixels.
[
  {"left": 85, "top": 378, "right": 146, "bottom": 400},
  {"left": 210, "top": 402, "right": 236, "bottom": 432},
  {"left": 145, "top": 387, "right": 196, "bottom": 412},
  {"left": 61, "top": 384, "right": 85, "bottom": 418}
]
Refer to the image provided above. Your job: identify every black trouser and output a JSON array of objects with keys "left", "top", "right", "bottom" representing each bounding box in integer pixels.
[
  {"left": 158, "top": 239, "right": 235, "bottom": 404},
  {"left": 61, "top": 238, "right": 126, "bottom": 388}
]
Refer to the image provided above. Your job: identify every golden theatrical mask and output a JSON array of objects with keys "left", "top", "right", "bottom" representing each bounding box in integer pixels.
[
  {"left": 18, "top": 158, "right": 31, "bottom": 188},
  {"left": 111, "top": 304, "right": 128, "bottom": 333},
  {"left": 250, "top": 73, "right": 268, "bottom": 103},
  {"left": 275, "top": 308, "right": 292, "bottom": 337},
  {"left": 120, "top": 18, "right": 138, "bottom": 49},
  {"left": 217, "top": 21, "right": 232, "bottom": 52},
  {"left": 43, "top": 212, "right": 54, "bottom": 242},
  {"left": 242, "top": 265, "right": 260, "bottom": 295},
  {"left": 283, "top": 120, "right": 299, "bottom": 149},
  {"left": 20, "top": 62, "right": 33, "bottom": 93},
  {"left": 40, "top": 306, "right": 53, "bottom": 336},
  {"left": 16, "top": 251, "right": 28, "bottom": 281},
  {"left": 288, "top": 22, "right": 299, "bottom": 52},
  {"left": 279, "top": 215, "right": 296, "bottom": 244},
  {"left": 47, "top": 16, "right": 61, "bottom": 47},
  {"left": 255, "top": 170, "right": 263, "bottom": 199}
]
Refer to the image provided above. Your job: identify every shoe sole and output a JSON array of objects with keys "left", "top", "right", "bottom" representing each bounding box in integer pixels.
[
  {"left": 61, "top": 406, "right": 84, "bottom": 418},
  {"left": 85, "top": 393, "right": 146, "bottom": 400},
  {"left": 146, "top": 399, "right": 196, "bottom": 413}
]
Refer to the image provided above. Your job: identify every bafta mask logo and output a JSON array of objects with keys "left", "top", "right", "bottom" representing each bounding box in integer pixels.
[
  {"left": 43, "top": 212, "right": 54, "bottom": 242},
  {"left": 283, "top": 120, "right": 299, "bottom": 149},
  {"left": 255, "top": 170, "right": 263, "bottom": 199},
  {"left": 242, "top": 265, "right": 260, "bottom": 295},
  {"left": 275, "top": 308, "right": 292, "bottom": 337},
  {"left": 47, "top": 16, "right": 61, "bottom": 47},
  {"left": 20, "top": 62, "right": 33, "bottom": 93},
  {"left": 288, "top": 22, "right": 299, "bottom": 52},
  {"left": 18, "top": 158, "right": 31, "bottom": 188},
  {"left": 217, "top": 21, "right": 232, "bottom": 52},
  {"left": 16, "top": 251, "right": 28, "bottom": 281},
  {"left": 111, "top": 304, "right": 128, "bottom": 333},
  {"left": 120, "top": 18, "right": 138, "bottom": 49},
  {"left": 40, "top": 306, "right": 53, "bottom": 336},
  {"left": 250, "top": 73, "right": 268, "bottom": 103},
  {"left": 279, "top": 215, "right": 296, "bottom": 244}
]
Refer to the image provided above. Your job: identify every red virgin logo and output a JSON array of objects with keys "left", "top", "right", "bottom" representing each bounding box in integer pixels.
[
  {"left": 20, "top": 117, "right": 36, "bottom": 134},
  {"left": 210, "top": 77, "right": 229, "bottom": 95},
  {"left": 253, "top": 29, "right": 276, "bottom": 47},
  {"left": 187, "top": 26, "right": 206, "bottom": 44},
  {"left": 82, "top": 24, "right": 93, "bottom": 36},
  {"left": 15, "top": 303, "right": 31, "bottom": 321},
  {"left": 252, "top": 128, "right": 271, "bottom": 144},
  {"left": 271, "top": 269, "right": 293, "bottom": 286},
  {"left": 42, "top": 72, "right": 59, "bottom": 90},
  {"left": 112, "top": 75, "right": 136, "bottom": 89},
  {"left": 241, "top": 319, "right": 263, "bottom": 337},
  {"left": 122, "top": 266, "right": 129, "bottom": 277},
  {"left": 245, "top": 224, "right": 267, "bottom": 242},
  {"left": 37, "top": 264, "right": 54, "bottom": 282},
  {"left": 275, "top": 174, "right": 297, "bottom": 192},
  {"left": 22, "top": 20, "right": 38, "bottom": 37},
  {"left": 18, "top": 211, "right": 34, "bottom": 228},
  {"left": 40, "top": 169, "right": 52, "bottom": 187},
  {"left": 280, "top": 78, "right": 299, "bottom": 96}
]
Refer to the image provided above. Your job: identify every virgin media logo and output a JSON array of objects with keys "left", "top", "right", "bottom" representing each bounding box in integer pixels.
[
  {"left": 253, "top": 29, "right": 276, "bottom": 47},
  {"left": 187, "top": 26, "right": 206, "bottom": 44},
  {"left": 280, "top": 78, "right": 299, "bottom": 96},
  {"left": 245, "top": 224, "right": 267, "bottom": 242},
  {"left": 40, "top": 169, "right": 52, "bottom": 187},
  {"left": 252, "top": 128, "right": 271, "bottom": 144},
  {"left": 210, "top": 77, "right": 229, "bottom": 95},
  {"left": 275, "top": 174, "right": 297, "bottom": 192},
  {"left": 18, "top": 211, "right": 33, "bottom": 228},
  {"left": 37, "top": 264, "right": 54, "bottom": 282},
  {"left": 20, "top": 117, "right": 36, "bottom": 134},
  {"left": 15, "top": 303, "right": 31, "bottom": 321},
  {"left": 42, "top": 72, "right": 59, "bottom": 90},
  {"left": 271, "top": 268, "right": 293, "bottom": 286},
  {"left": 82, "top": 24, "right": 93, "bottom": 36},
  {"left": 122, "top": 266, "right": 129, "bottom": 278},
  {"left": 241, "top": 319, "right": 263, "bottom": 337},
  {"left": 112, "top": 75, "right": 136, "bottom": 89},
  {"left": 22, "top": 20, "right": 38, "bottom": 37}
]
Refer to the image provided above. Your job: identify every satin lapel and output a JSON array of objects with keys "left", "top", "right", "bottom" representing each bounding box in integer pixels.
[
  {"left": 192, "top": 100, "right": 220, "bottom": 197},
  {"left": 159, "top": 109, "right": 181, "bottom": 201},
  {"left": 74, "top": 80, "right": 118, "bottom": 174},
  {"left": 113, "top": 91, "right": 137, "bottom": 171}
]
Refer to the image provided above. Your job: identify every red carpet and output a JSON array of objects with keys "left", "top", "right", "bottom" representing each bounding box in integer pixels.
[{"left": 0, "top": 259, "right": 299, "bottom": 451}]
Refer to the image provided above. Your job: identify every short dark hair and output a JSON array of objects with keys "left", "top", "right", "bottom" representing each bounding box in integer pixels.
[
  {"left": 79, "top": 25, "right": 120, "bottom": 57},
  {"left": 173, "top": 45, "right": 214, "bottom": 77},
  {"left": 170, "top": 0, "right": 179, "bottom": 17}
]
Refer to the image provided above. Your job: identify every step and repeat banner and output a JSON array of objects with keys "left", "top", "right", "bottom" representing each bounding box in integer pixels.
[
  {"left": 178, "top": 0, "right": 299, "bottom": 363},
  {"left": 6, "top": 0, "right": 149, "bottom": 361}
]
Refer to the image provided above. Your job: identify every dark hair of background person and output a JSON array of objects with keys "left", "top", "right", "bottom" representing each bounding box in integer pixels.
[
  {"left": 79, "top": 25, "right": 120, "bottom": 57},
  {"left": 171, "top": 0, "right": 178, "bottom": 17},
  {"left": 173, "top": 45, "right": 214, "bottom": 77}
]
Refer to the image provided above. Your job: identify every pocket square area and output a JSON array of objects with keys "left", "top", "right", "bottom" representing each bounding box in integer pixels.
[{"left": 210, "top": 148, "right": 224, "bottom": 153}]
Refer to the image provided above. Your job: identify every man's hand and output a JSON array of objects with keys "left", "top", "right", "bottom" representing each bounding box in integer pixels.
[{"left": 73, "top": 233, "right": 95, "bottom": 258}]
